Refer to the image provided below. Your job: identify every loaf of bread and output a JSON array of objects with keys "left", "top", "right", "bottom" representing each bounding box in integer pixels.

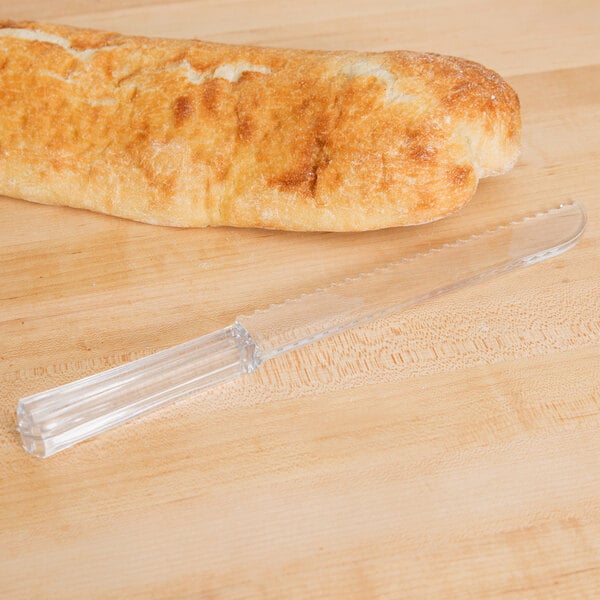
[{"left": 0, "top": 21, "right": 521, "bottom": 231}]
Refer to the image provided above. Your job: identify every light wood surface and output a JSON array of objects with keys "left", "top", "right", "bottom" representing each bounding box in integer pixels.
[{"left": 1, "top": 2, "right": 599, "bottom": 598}]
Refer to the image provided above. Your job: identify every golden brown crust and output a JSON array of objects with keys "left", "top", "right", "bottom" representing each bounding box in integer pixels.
[{"left": 0, "top": 20, "right": 521, "bottom": 231}]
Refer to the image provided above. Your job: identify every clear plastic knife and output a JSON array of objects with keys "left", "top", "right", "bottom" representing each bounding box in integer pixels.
[{"left": 17, "top": 202, "right": 586, "bottom": 458}]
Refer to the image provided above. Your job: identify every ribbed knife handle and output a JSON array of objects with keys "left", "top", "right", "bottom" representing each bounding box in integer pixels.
[{"left": 17, "top": 324, "right": 260, "bottom": 458}]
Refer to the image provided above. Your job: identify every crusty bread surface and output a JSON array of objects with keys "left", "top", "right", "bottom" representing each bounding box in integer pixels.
[{"left": 0, "top": 21, "right": 521, "bottom": 231}]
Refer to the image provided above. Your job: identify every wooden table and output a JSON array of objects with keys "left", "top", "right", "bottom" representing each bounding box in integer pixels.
[{"left": 2, "top": 2, "right": 599, "bottom": 597}]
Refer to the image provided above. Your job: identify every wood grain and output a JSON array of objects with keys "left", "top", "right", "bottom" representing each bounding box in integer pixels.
[{"left": 1, "top": 1, "right": 599, "bottom": 598}]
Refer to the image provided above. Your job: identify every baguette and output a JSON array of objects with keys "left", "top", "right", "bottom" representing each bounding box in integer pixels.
[{"left": 0, "top": 21, "right": 521, "bottom": 231}]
